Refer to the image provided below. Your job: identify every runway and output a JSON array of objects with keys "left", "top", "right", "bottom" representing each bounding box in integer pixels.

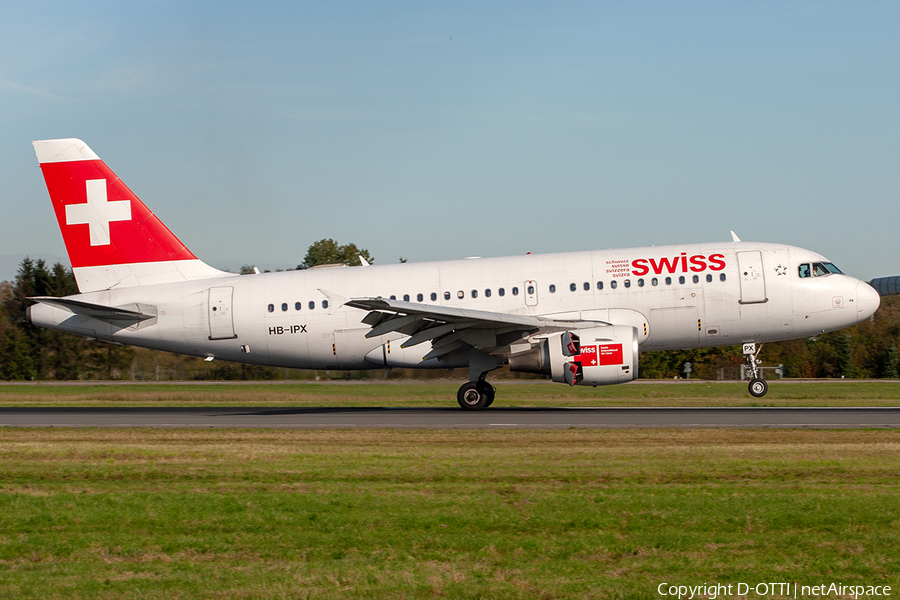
[{"left": 1, "top": 407, "right": 899, "bottom": 429}]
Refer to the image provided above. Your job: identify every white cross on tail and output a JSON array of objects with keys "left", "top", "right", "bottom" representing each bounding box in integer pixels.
[{"left": 65, "top": 179, "right": 131, "bottom": 246}]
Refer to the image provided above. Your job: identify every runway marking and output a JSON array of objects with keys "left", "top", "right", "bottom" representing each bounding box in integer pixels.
[{"left": 2, "top": 407, "right": 900, "bottom": 429}]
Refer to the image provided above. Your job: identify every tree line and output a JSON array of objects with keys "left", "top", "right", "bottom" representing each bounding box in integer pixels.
[
  {"left": 2, "top": 244, "right": 899, "bottom": 381},
  {"left": 0, "top": 258, "right": 137, "bottom": 380}
]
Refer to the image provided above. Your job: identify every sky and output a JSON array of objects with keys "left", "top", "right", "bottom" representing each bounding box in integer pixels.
[{"left": 2, "top": 1, "right": 899, "bottom": 282}]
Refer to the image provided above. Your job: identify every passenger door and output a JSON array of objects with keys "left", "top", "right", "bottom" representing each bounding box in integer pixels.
[
  {"left": 737, "top": 251, "right": 767, "bottom": 304},
  {"left": 208, "top": 286, "right": 237, "bottom": 340}
]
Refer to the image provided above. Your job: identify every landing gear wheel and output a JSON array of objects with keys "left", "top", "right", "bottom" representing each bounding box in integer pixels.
[
  {"left": 457, "top": 381, "right": 490, "bottom": 410},
  {"left": 479, "top": 381, "right": 495, "bottom": 408},
  {"left": 743, "top": 343, "right": 769, "bottom": 398},
  {"left": 748, "top": 378, "right": 768, "bottom": 398}
]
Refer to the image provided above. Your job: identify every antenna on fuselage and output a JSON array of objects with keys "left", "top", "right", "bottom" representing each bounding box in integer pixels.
[{"left": 730, "top": 231, "right": 741, "bottom": 242}]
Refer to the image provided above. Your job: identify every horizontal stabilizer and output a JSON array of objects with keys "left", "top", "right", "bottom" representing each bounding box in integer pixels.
[{"left": 29, "top": 296, "right": 157, "bottom": 323}]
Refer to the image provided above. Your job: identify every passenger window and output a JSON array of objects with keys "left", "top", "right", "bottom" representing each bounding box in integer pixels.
[
  {"left": 583, "top": 282, "right": 590, "bottom": 291},
  {"left": 323, "top": 300, "right": 329, "bottom": 309},
  {"left": 295, "top": 302, "right": 302, "bottom": 311},
  {"left": 692, "top": 275, "right": 699, "bottom": 284},
  {"left": 638, "top": 278, "right": 645, "bottom": 287},
  {"left": 281, "top": 303, "right": 288, "bottom": 312},
  {"left": 267, "top": 304, "right": 274, "bottom": 313},
  {"left": 309, "top": 301, "right": 315, "bottom": 310},
  {"left": 390, "top": 295, "right": 396, "bottom": 300},
  {"left": 444, "top": 291, "right": 451, "bottom": 300},
  {"left": 570, "top": 283, "right": 576, "bottom": 292},
  {"left": 457, "top": 291, "right": 464, "bottom": 299},
  {"left": 485, "top": 289, "right": 491, "bottom": 297},
  {"left": 665, "top": 277, "right": 672, "bottom": 285},
  {"left": 652, "top": 278, "right": 658, "bottom": 286},
  {"left": 679, "top": 276, "right": 686, "bottom": 284},
  {"left": 597, "top": 281, "right": 604, "bottom": 290},
  {"left": 499, "top": 288, "right": 505, "bottom": 297},
  {"left": 624, "top": 279, "right": 631, "bottom": 288},
  {"left": 549, "top": 284, "right": 556, "bottom": 293},
  {"left": 706, "top": 274, "right": 712, "bottom": 283},
  {"left": 431, "top": 292, "right": 437, "bottom": 301},
  {"left": 512, "top": 287, "right": 519, "bottom": 296},
  {"left": 527, "top": 285, "right": 535, "bottom": 295},
  {"left": 610, "top": 280, "right": 618, "bottom": 289},
  {"left": 720, "top": 273, "right": 727, "bottom": 282},
  {"left": 471, "top": 290, "right": 478, "bottom": 298},
  {"left": 417, "top": 293, "right": 423, "bottom": 302},
  {"left": 403, "top": 294, "right": 410, "bottom": 302}
]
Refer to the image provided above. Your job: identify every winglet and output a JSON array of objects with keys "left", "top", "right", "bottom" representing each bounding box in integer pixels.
[{"left": 730, "top": 230, "right": 741, "bottom": 242}]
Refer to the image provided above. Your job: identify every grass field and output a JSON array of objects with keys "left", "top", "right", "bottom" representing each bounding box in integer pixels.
[
  {"left": 1, "top": 382, "right": 898, "bottom": 598},
  {"left": 1, "top": 380, "right": 900, "bottom": 407},
  {"left": 0, "top": 428, "right": 898, "bottom": 599}
]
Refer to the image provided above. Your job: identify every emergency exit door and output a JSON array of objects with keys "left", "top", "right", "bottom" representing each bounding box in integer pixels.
[
  {"left": 737, "top": 251, "right": 767, "bottom": 304},
  {"left": 524, "top": 280, "right": 538, "bottom": 307},
  {"left": 208, "top": 286, "right": 237, "bottom": 340}
]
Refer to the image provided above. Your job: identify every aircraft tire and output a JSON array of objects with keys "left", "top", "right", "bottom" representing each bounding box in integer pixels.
[
  {"left": 748, "top": 378, "right": 768, "bottom": 398},
  {"left": 479, "top": 381, "right": 496, "bottom": 407},
  {"left": 457, "top": 381, "right": 489, "bottom": 410}
]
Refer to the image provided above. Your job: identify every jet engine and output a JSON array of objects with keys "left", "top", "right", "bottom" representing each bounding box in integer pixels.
[{"left": 508, "top": 325, "right": 638, "bottom": 386}]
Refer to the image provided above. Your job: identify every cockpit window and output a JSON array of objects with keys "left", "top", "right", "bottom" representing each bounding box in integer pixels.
[
  {"left": 801, "top": 262, "right": 842, "bottom": 278},
  {"left": 813, "top": 262, "right": 842, "bottom": 276}
]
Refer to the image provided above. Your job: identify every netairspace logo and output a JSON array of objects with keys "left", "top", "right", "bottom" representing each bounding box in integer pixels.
[{"left": 657, "top": 582, "right": 892, "bottom": 599}]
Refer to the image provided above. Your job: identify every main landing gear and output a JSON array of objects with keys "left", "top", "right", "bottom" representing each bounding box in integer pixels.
[
  {"left": 457, "top": 352, "right": 501, "bottom": 410},
  {"left": 743, "top": 342, "right": 768, "bottom": 398},
  {"left": 457, "top": 379, "right": 495, "bottom": 410}
]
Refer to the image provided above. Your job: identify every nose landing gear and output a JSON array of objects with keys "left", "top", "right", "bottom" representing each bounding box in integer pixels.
[
  {"left": 748, "top": 377, "right": 768, "bottom": 397},
  {"left": 743, "top": 342, "right": 769, "bottom": 397}
]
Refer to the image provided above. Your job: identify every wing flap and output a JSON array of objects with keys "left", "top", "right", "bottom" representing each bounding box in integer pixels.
[
  {"left": 346, "top": 297, "right": 612, "bottom": 354},
  {"left": 402, "top": 322, "right": 474, "bottom": 348}
]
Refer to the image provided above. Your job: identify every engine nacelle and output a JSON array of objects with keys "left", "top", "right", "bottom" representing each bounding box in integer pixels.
[{"left": 509, "top": 325, "right": 638, "bottom": 386}]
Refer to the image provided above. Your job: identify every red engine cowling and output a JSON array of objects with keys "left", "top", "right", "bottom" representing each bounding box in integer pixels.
[{"left": 509, "top": 325, "right": 638, "bottom": 386}]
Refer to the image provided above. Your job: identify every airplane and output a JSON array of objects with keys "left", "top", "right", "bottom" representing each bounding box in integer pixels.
[{"left": 26, "top": 138, "right": 881, "bottom": 409}]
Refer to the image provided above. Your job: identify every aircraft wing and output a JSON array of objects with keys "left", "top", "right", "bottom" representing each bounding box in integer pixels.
[{"left": 346, "top": 297, "right": 610, "bottom": 359}]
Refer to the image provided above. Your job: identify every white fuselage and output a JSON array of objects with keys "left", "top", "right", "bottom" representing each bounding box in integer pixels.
[{"left": 29, "top": 241, "right": 879, "bottom": 372}]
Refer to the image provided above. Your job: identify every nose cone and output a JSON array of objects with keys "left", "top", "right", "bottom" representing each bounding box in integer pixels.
[{"left": 856, "top": 280, "right": 881, "bottom": 322}]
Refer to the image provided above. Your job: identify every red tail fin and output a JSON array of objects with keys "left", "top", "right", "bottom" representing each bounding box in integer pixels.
[{"left": 33, "top": 139, "right": 230, "bottom": 293}]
